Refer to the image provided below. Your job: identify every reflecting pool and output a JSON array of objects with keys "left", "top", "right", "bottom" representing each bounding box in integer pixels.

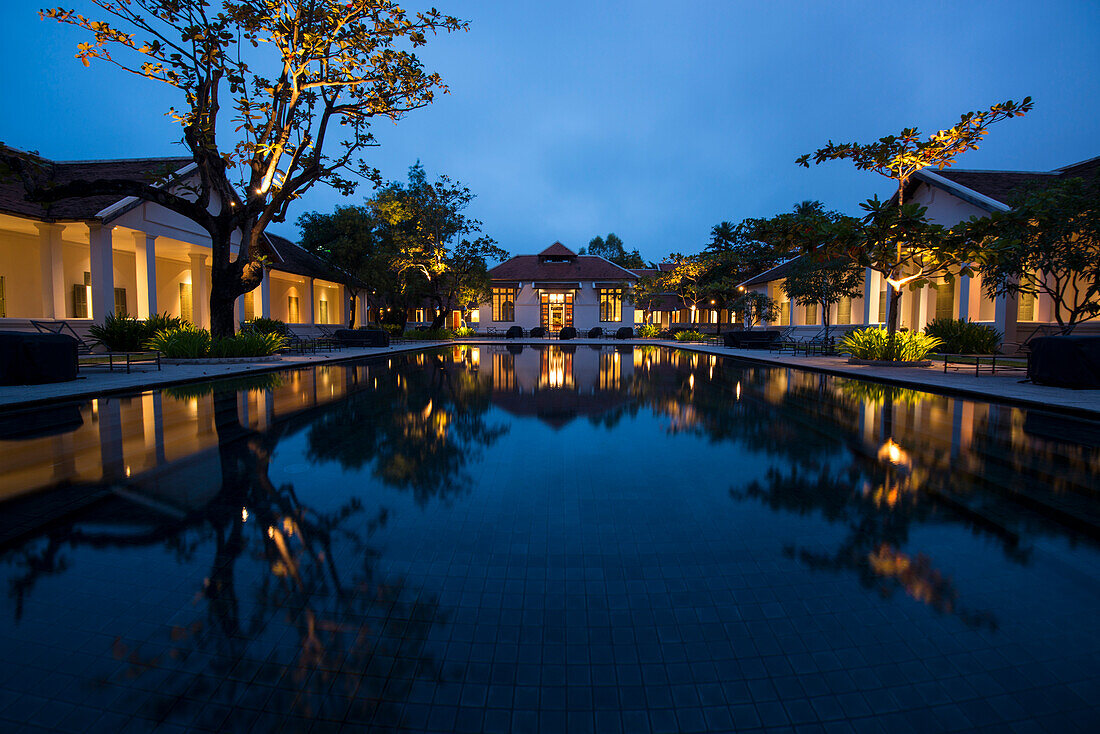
[{"left": 1, "top": 345, "right": 1099, "bottom": 732}]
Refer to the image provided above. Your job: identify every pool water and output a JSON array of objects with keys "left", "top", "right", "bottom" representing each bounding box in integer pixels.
[{"left": 1, "top": 345, "right": 1098, "bottom": 733}]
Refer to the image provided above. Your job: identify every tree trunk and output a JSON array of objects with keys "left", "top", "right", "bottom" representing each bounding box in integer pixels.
[
  {"left": 347, "top": 289, "right": 359, "bottom": 329},
  {"left": 822, "top": 300, "right": 830, "bottom": 343},
  {"left": 210, "top": 293, "right": 238, "bottom": 339},
  {"left": 886, "top": 285, "right": 902, "bottom": 337},
  {"left": 209, "top": 228, "right": 263, "bottom": 339},
  {"left": 430, "top": 304, "right": 448, "bottom": 330}
]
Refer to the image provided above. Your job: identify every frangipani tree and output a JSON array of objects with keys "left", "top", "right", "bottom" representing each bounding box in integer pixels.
[
  {"left": 832, "top": 197, "right": 969, "bottom": 331},
  {"left": 4, "top": 1, "right": 466, "bottom": 336},
  {"left": 781, "top": 252, "right": 864, "bottom": 342},
  {"left": 797, "top": 98, "right": 1032, "bottom": 334},
  {"left": 964, "top": 175, "right": 1100, "bottom": 333}
]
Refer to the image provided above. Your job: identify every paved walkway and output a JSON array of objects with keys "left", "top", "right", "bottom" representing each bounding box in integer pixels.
[
  {"left": 2, "top": 339, "right": 1098, "bottom": 418},
  {"left": 667, "top": 342, "right": 1100, "bottom": 419},
  {"left": 0, "top": 342, "right": 449, "bottom": 410}
]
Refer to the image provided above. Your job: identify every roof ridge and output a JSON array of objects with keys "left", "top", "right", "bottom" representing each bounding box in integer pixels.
[
  {"left": 584, "top": 254, "right": 640, "bottom": 278},
  {"left": 937, "top": 167, "right": 1056, "bottom": 175},
  {"left": 1055, "top": 154, "right": 1100, "bottom": 171},
  {"left": 56, "top": 156, "right": 194, "bottom": 165}
]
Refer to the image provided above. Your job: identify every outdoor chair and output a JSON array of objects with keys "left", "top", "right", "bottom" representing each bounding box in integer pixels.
[
  {"left": 334, "top": 329, "right": 390, "bottom": 348},
  {"left": 587, "top": 327, "right": 603, "bottom": 339},
  {"left": 31, "top": 320, "right": 97, "bottom": 355},
  {"left": 559, "top": 327, "right": 577, "bottom": 340},
  {"left": 724, "top": 329, "right": 783, "bottom": 349},
  {"left": 615, "top": 327, "right": 633, "bottom": 340},
  {"left": 505, "top": 326, "right": 524, "bottom": 339},
  {"left": 31, "top": 320, "right": 161, "bottom": 373},
  {"left": 282, "top": 325, "right": 321, "bottom": 353}
]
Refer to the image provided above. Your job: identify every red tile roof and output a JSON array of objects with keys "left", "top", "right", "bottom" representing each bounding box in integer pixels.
[
  {"left": 915, "top": 154, "right": 1099, "bottom": 209},
  {"left": 489, "top": 254, "right": 638, "bottom": 282},
  {"left": 265, "top": 232, "right": 366, "bottom": 287},
  {"left": 0, "top": 146, "right": 193, "bottom": 221},
  {"left": 539, "top": 242, "right": 576, "bottom": 258}
]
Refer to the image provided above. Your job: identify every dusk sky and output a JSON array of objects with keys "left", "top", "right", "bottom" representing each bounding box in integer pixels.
[{"left": 2, "top": 0, "right": 1098, "bottom": 263}]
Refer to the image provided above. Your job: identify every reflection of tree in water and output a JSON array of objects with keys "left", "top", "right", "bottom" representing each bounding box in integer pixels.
[
  {"left": 306, "top": 350, "right": 507, "bottom": 504},
  {"left": 736, "top": 458, "right": 999, "bottom": 630},
  {"left": 2, "top": 387, "right": 453, "bottom": 730}
]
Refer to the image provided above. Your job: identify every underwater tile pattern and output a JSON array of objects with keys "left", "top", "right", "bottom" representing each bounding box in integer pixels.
[{"left": 0, "top": 345, "right": 1098, "bottom": 732}]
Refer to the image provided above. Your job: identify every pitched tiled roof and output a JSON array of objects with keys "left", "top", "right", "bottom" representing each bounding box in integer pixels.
[
  {"left": 0, "top": 146, "right": 193, "bottom": 221},
  {"left": 914, "top": 154, "right": 1099, "bottom": 210},
  {"left": 927, "top": 169, "right": 1057, "bottom": 206},
  {"left": 489, "top": 255, "right": 638, "bottom": 282},
  {"left": 740, "top": 257, "right": 800, "bottom": 288},
  {"left": 539, "top": 242, "right": 576, "bottom": 258},
  {"left": 265, "top": 232, "right": 366, "bottom": 287}
]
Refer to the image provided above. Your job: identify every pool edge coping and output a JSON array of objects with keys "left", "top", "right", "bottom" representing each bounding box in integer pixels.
[{"left": 1, "top": 338, "right": 1098, "bottom": 421}]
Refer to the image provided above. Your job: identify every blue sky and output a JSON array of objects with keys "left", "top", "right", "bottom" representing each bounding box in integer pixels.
[{"left": 2, "top": 0, "right": 1098, "bottom": 262}]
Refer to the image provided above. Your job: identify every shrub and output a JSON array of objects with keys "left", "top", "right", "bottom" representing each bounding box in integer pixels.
[
  {"left": 89, "top": 313, "right": 148, "bottom": 351},
  {"left": 923, "top": 318, "right": 1001, "bottom": 355},
  {"left": 245, "top": 316, "right": 287, "bottom": 336},
  {"left": 637, "top": 324, "right": 660, "bottom": 339},
  {"left": 839, "top": 327, "right": 942, "bottom": 362},
  {"left": 381, "top": 323, "right": 404, "bottom": 336},
  {"left": 210, "top": 331, "right": 286, "bottom": 358},
  {"left": 454, "top": 326, "right": 476, "bottom": 337},
  {"left": 404, "top": 328, "right": 455, "bottom": 340},
  {"left": 146, "top": 325, "right": 212, "bottom": 358},
  {"left": 90, "top": 312, "right": 187, "bottom": 351},
  {"left": 145, "top": 312, "right": 185, "bottom": 334},
  {"left": 673, "top": 330, "right": 707, "bottom": 342}
]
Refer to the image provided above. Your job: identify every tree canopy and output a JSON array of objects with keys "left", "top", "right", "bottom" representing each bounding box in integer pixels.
[
  {"left": 583, "top": 233, "right": 647, "bottom": 269},
  {"left": 4, "top": 0, "right": 467, "bottom": 335},
  {"left": 299, "top": 162, "right": 505, "bottom": 330},
  {"left": 963, "top": 176, "right": 1100, "bottom": 333},
  {"left": 797, "top": 99, "right": 1032, "bottom": 334}
]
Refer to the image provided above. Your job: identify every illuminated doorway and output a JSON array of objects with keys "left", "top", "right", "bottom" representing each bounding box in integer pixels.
[{"left": 540, "top": 292, "right": 573, "bottom": 330}]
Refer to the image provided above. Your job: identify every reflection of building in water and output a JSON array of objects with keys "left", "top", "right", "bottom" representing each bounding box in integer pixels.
[
  {"left": 492, "top": 351, "right": 515, "bottom": 391},
  {"left": 599, "top": 350, "right": 621, "bottom": 390},
  {"left": 539, "top": 348, "right": 575, "bottom": 390},
  {"left": 480, "top": 345, "right": 636, "bottom": 428}
]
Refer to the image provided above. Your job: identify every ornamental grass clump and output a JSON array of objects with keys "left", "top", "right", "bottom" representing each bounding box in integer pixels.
[
  {"left": 404, "top": 328, "right": 455, "bottom": 340},
  {"left": 839, "top": 327, "right": 941, "bottom": 362},
  {"left": 145, "top": 325, "right": 212, "bottom": 358},
  {"left": 90, "top": 312, "right": 185, "bottom": 351},
  {"left": 244, "top": 317, "right": 287, "bottom": 336},
  {"left": 454, "top": 326, "right": 476, "bottom": 337},
  {"left": 146, "top": 325, "right": 285, "bottom": 358},
  {"left": 673, "top": 330, "right": 707, "bottom": 342},
  {"left": 923, "top": 318, "right": 1001, "bottom": 355},
  {"left": 210, "top": 331, "right": 286, "bottom": 358}
]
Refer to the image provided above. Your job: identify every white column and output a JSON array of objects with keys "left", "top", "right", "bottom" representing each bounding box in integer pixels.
[
  {"left": 916, "top": 284, "right": 932, "bottom": 332},
  {"left": 994, "top": 292, "right": 1019, "bottom": 350},
  {"left": 260, "top": 269, "right": 271, "bottom": 318},
  {"left": 132, "top": 232, "right": 157, "bottom": 319},
  {"left": 304, "top": 277, "right": 315, "bottom": 325},
  {"left": 189, "top": 252, "right": 209, "bottom": 329},
  {"left": 958, "top": 274, "right": 971, "bottom": 321},
  {"left": 88, "top": 223, "right": 116, "bottom": 322},
  {"left": 862, "top": 268, "right": 878, "bottom": 325},
  {"left": 35, "top": 223, "right": 66, "bottom": 319}
]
